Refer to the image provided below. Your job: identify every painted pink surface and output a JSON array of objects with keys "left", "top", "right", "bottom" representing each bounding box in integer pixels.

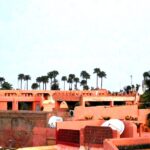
[
  {"left": 56, "top": 120, "right": 139, "bottom": 147},
  {"left": 57, "top": 120, "right": 104, "bottom": 130},
  {"left": 138, "top": 109, "right": 150, "bottom": 123},
  {"left": 74, "top": 105, "right": 138, "bottom": 120},
  {"left": 57, "top": 120, "right": 138, "bottom": 138}
]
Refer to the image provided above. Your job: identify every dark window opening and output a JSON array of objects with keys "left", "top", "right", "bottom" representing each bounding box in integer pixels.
[
  {"left": 85, "top": 101, "right": 110, "bottom": 107},
  {"left": 114, "top": 101, "right": 126, "bottom": 106},
  {"left": 18, "top": 102, "right": 33, "bottom": 110},
  {"left": 7, "top": 102, "right": 12, "bottom": 110},
  {"left": 66, "top": 101, "right": 79, "bottom": 110}
]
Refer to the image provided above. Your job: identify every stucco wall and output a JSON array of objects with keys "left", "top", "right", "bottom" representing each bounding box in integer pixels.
[{"left": 74, "top": 105, "right": 138, "bottom": 120}]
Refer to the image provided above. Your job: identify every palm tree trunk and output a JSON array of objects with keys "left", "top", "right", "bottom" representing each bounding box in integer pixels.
[
  {"left": 76, "top": 83, "right": 77, "bottom": 90},
  {"left": 64, "top": 81, "right": 65, "bottom": 90},
  {"left": 43, "top": 82, "right": 44, "bottom": 90},
  {"left": 21, "top": 79, "right": 22, "bottom": 90},
  {"left": 50, "top": 79, "right": 52, "bottom": 90},
  {"left": 27, "top": 80, "right": 28, "bottom": 90},
  {"left": 101, "top": 78, "right": 103, "bottom": 89},
  {"left": 96, "top": 75, "right": 98, "bottom": 89},
  {"left": 45, "top": 83, "right": 47, "bottom": 90}
]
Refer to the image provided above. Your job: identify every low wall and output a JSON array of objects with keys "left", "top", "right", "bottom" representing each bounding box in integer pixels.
[
  {"left": 74, "top": 105, "right": 138, "bottom": 120},
  {"left": 0, "top": 111, "right": 50, "bottom": 148}
]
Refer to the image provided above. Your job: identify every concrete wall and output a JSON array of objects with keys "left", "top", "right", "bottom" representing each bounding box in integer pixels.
[{"left": 0, "top": 111, "right": 50, "bottom": 148}]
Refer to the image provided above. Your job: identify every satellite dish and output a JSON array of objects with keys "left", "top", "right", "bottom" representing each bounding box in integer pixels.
[
  {"left": 48, "top": 116, "right": 63, "bottom": 128},
  {"left": 101, "top": 119, "right": 125, "bottom": 135}
]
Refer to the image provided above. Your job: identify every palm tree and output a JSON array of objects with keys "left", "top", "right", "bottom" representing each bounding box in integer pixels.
[
  {"left": 47, "top": 71, "right": 54, "bottom": 90},
  {"left": 67, "top": 74, "right": 75, "bottom": 90},
  {"left": 51, "top": 79, "right": 59, "bottom": 90},
  {"left": 24, "top": 75, "right": 31, "bottom": 90},
  {"left": 93, "top": 68, "right": 101, "bottom": 89},
  {"left": 74, "top": 77, "right": 80, "bottom": 90},
  {"left": 41, "top": 76, "right": 49, "bottom": 90},
  {"left": 31, "top": 83, "right": 39, "bottom": 90},
  {"left": 80, "top": 71, "right": 90, "bottom": 86},
  {"left": 36, "top": 77, "right": 42, "bottom": 90},
  {"left": 0, "top": 77, "right": 5, "bottom": 88},
  {"left": 52, "top": 70, "right": 59, "bottom": 80},
  {"left": 18, "top": 74, "right": 24, "bottom": 90},
  {"left": 98, "top": 71, "right": 106, "bottom": 89},
  {"left": 61, "top": 76, "right": 67, "bottom": 90},
  {"left": 80, "top": 80, "right": 87, "bottom": 90}
]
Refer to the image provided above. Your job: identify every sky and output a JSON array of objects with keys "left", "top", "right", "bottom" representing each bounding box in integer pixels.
[{"left": 0, "top": 0, "right": 150, "bottom": 91}]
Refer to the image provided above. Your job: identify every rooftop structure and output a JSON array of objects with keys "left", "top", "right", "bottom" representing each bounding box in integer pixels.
[{"left": 0, "top": 89, "right": 149, "bottom": 149}]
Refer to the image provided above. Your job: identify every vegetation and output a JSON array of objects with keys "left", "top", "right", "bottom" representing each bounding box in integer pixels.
[
  {"left": 18, "top": 73, "right": 24, "bottom": 89},
  {"left": 61, "top": 76, "right": 67, "bottom": 90},
  {"left": 1, "top": 82, "right": 12, "bottom": 90},
  {"left": 31, "top": 83, "right": 39, "bottom": 90},
  {"left": 139, "top": 71, "right": 150, "bottom": 109},
  {"left": 2, "top": 69, "right": 150, "bottom": 93},
  {"left": 93, "top": 68, "right": 106, "bottom": 89}
]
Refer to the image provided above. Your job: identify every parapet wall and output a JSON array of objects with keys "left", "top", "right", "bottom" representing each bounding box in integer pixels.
[
  {"left": 74, "top": 105, "right": 138, "bottom": 120},
  {"left": 0, "top": 111, "right": 50, "bottom": 148}
]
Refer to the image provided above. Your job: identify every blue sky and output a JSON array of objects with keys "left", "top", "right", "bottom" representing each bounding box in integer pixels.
[{"left": 0, "top": 0, "right": 150, "bottom": 91}]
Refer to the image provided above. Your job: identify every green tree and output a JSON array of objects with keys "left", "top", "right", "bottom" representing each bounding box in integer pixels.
[
  {"left": 74, "top": 77, "right": 80, "bottom": 90},
  {"left": 61, "top": 76, "right": 67, "bottom": 90},
  {"left": 98, "top": 71, "right": 106, "bottom": 89},
  {"left": 143, "top": 71, "right": 150, "bottom": 91},
  {"left": 52, "top": 70, "right": 59, "bottom": 80},
  {"left": 24, "top": 75, "right": 31, "bottom": 90},
  {"left": 0, "top": 77, "right": 5, "bottom": 88},
  {"left": 80, "top": 70, "right": 90, "bottom": 87},
  {"left": 80, "top": 79, "right": 87, "bottom": 90},
  {"left": 41, "top": 76, "right": 49, "bottom": 90},
  {"left": 140, "top": 91, "right": 150, "bottom": 108},
  {"left": 18, "top": 74, "right": 24, "bottom": 90},
  {"left": 31, "top": 83, "right": 39, "bottom": 90},
  {"left": 67, "top": 74, "right": 75, "bottom": 90},
  {"left": 93, "top": 68, "right": 101, "bottom": 89},
  {"left": 36, "top": 77, "right": 42, "bottom": 90},
  {"left": 47, "top": 71, "right": 54, "bottom": 90},
  {"left": 1, "top": 82, "right": 12, "bottom": 90},
  {"left": 139, "top": 71, "right": 150, "bottom": 109},
  {"left": 51, "top": 81, "right": 59, "bottom": 90}
]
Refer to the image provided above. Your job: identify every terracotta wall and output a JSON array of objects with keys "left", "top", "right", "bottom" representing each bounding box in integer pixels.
[
  {"left": 0, "top": 111, "right": 50, "bottom": 148},
  {"left": 74, "top": 105, "right": 138, "bottom": 120}
]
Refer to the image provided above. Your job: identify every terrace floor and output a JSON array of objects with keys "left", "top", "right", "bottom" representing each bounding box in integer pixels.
[{"left": 17, "top": 145, "right": 104, "bottom": 150}]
